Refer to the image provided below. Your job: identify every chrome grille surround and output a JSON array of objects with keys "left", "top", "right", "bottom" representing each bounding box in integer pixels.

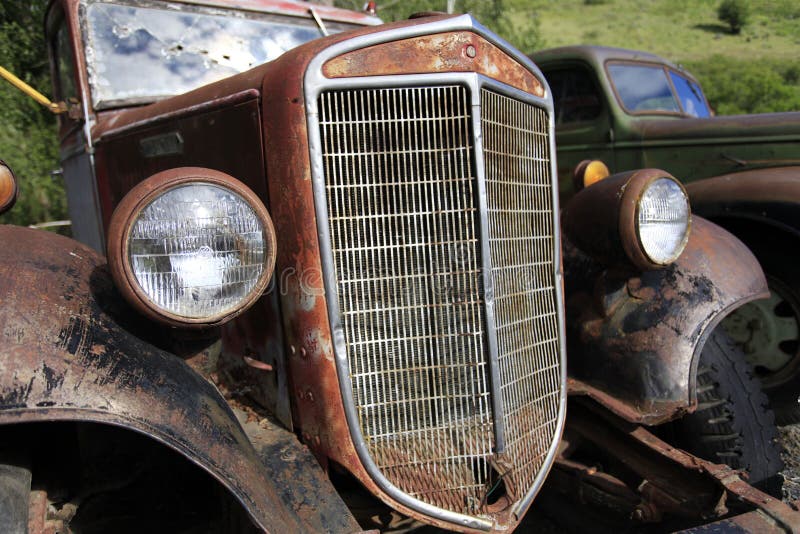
[{"left": 305, "top": 15, "right": 566, "bottom": 531}]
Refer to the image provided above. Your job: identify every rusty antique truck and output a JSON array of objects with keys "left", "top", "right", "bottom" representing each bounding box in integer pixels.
[
  {"left": 0, "top": 2, "right": 799, "bottom": 533},
  {"left": 531, "top": 45, "right": 800, "bottom": 427}
]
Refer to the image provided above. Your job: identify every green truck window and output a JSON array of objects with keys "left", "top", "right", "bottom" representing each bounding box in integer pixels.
[
  {"left": 668, "top": 70, "right": 711, "bottom": 118},
  {"left": 547, "top": 68, "right": 603, "bottom": 124},
  {"left": 608, "top": 63, "right": 680, "bottom": 114}
]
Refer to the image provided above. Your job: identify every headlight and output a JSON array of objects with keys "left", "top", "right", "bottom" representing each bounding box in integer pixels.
[
  {"left": 562, "top": 168, "right": 691, "bottom": 270},
  {"left": 108, "top": 167, "right": 276, "bottom": 327},
  {"left": 636, "top": 177, "right": 690, "bottom": 265},
  {"left": 0, "top": 160, "right": 18, "bottom": 215}
]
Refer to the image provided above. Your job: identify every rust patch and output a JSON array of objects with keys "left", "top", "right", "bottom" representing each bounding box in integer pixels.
[
  {"left": 563, "top": 217, "right": 768, "bottom": 424},
  {"left": 323, "top": 32, "right": 544, "bottom": 97},
  {"left": 0, "top": 226, "right": 304, "bottom": 532}
]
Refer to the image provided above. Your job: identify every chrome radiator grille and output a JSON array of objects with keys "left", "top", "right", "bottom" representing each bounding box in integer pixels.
[{"left": 318, "top": 85, "right": 561, "bottom": 518}]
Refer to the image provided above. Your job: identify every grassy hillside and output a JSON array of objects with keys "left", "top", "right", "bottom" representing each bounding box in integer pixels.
[
  {"left": 531, "top": 0, "right": 800, "bottom": 62},
  {"left": 529, "top": 0, "right": 800, "bottom": 114}
]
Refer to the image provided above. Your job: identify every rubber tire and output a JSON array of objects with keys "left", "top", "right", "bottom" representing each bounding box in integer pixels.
[
  {"left": 0, "top": 462, "right": 31, "bottom": 534},
  {"left": 675, "top": 330, "right": 784, "bottom": 496}
]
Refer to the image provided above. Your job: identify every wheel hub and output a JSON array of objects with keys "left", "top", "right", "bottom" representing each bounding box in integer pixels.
[{"left": 722, "top": 278, "right": 800, "bottom": 384}]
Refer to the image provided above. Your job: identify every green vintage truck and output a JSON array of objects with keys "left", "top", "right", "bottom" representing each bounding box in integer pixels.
[{"left": 532, "top": 44, "right": 800, "bottom": 425}]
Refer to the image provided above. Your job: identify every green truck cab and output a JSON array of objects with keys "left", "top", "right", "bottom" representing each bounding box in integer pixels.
[{"left": 532, "top": 45, "right": 800, "bottom": 425}]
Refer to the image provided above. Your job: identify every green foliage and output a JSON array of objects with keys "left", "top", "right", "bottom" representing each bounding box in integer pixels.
[
  {"left": 334, "top": 0, "right": 542, "bottom": 53},
  {"left": 0, "top": 0, "right": 65, "bottom": 228},
  {"left": 685, "top": 56, "right": 800, "bottom": 115},
  {"left": 717, "top": 0, "right": 750, "bottom": 34}
]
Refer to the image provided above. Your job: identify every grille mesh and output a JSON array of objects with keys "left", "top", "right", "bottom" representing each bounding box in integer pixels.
[
  {"left": 481, "top": 89, "right": 562, "bottom": 498},
  {"left": 318, "top": 85, "right": 560, "bottom": 518}
]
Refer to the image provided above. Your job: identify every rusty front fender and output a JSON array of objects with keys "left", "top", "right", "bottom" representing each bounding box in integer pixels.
[
  {"left": 686, "top": 166, "right": 800, "bottom": 238},
  {"left": 564, "top": 217, "right": 768, "bottom": 425},
  {"left": 0, "top": 226, "right": 331, "bottom": 533}
]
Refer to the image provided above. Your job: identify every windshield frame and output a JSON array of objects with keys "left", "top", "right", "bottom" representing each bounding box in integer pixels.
[
  {"left": 79, "top": 0, "right": 366, "bottom": 110},
  {"left": 604, "top": 59, "right": 712, "bottom": 118}
]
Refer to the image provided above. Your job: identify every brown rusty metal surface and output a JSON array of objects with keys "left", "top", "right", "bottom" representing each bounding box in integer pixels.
[
  {"left": 686, "top": 167, "right": 800, "bottom": 205},
  {"left": 219, "top": 294, "right": 294, "bottom": 429},
  {"left": 94, "top": 91, "right": 266, "bottom": 229},
  {"left": 105, "top": 166, "right": 277, "bottom": 327},
  {"left": 573, "top": 398, "right": 800, "bottom": 532},
  {"left": 257, "top": 17, "right": 528, "bottom": 533},
  {"left": 604, "top": 402, "right": 800, "bottom": 532},
  {"left": 322, "top": 31, "right": 545, "bottom": 97},
  {"left": 0, "top": 225, "right": 307, "bottom": 533},
  {"left": 259, "top": 26, "right": 384, "bottom": 522},
  {"left": 699, "top": 462, "right": 800, "bottom": 532},
  {"left": 563, "top": 217, "right": 768, "bottom": 424},
  {"left": 567, "top": 377, "right": 688, "bottom": 425},
  {"left": 166, "top": 0, "right": 381, "bottom": 25},
  {"left": 547, "top": 457, "right": 642, "bottom": 517},
  {"left": 233, "top": 406, "right": 363, "bottom": 533},
  {"left": 567, "top": 400, "right": 728, "bottom": 520},
  {"left": 552, "top": 396, "right": 800, "bottom": 531},
  {"left": 686, "top": 167, "right": 800, "bottom": 238},
  {"left": 675, "top": 512, "right": 788, "bottom": 534}
]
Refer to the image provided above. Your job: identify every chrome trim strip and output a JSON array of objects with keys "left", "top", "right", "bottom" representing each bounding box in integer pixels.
[{"left": 468, "top": 85, "right": 506, "bottom": 454}]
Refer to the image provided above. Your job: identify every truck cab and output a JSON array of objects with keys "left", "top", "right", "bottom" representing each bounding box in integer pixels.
[{"left": 532, "top": 45, "right": 800, "bottom": 425}]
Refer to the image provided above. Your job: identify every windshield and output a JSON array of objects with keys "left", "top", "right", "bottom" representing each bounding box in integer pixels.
[
  {"left": 607, "top": 62, "right": 710, "bottom": 118},
  {"left": 608, "top": 63, "right": 680, "bottom": 114},
  {"left": 668, "top": 70, "right": 711, "bottom": 118},
  {"left": 83, "top": 1, "right": 348, "bottom": 108}
]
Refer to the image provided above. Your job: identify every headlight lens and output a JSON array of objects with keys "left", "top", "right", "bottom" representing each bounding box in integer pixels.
[
  {"left": 108, "top": 168, "right": 276, "bottom": 326},
  {"left": 129, "top": 184, "right": 265, "bottom": 319},
  {"left": 637, "top": 177, "right": 690, "bottom": 264}
]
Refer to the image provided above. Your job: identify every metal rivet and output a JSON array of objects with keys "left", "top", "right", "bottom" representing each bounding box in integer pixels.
[
  {"left": 300, "top": 347, "right": 308, "bottom": 358},
  {"left": 466, "top": 45, "right": 477, "bottom": 58}
]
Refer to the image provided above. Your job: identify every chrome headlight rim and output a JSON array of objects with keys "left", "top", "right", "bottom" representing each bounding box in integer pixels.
[
  {"left": 107, "top": 167, "right": 276, "bottom": 327},
  {"left": 619, "top": 170, "right": 692, "bottom": 270}
]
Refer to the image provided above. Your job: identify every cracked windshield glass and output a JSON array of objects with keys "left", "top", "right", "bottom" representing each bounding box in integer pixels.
[{"left": 84, "top": 1, "right": 329, "bottom": 108}]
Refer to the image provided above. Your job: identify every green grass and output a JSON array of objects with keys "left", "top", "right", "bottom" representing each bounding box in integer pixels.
[{"left": 530, "top": 0, "right": 800, "bottom": 63}]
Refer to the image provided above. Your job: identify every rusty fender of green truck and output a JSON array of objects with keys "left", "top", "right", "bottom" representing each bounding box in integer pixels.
[{"left": 563, "top": 217, "right": 768, "bottom": 425}]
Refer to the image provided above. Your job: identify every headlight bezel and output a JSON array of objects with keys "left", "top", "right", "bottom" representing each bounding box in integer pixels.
[
  {"left": 107, "top": 167, "right": 276, "bottom": 328},
  {"left": 619, "top": 170, "right": 692, "bottom": 270}
]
